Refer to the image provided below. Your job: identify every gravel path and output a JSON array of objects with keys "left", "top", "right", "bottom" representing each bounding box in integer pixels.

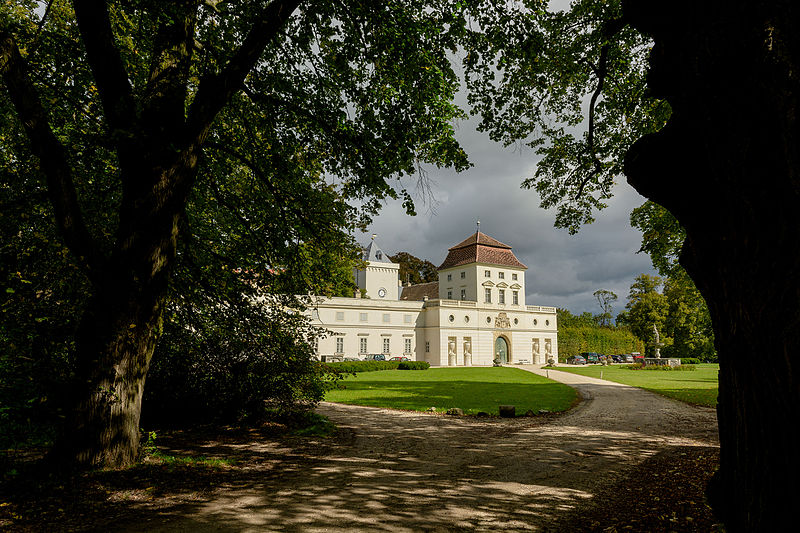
[{"left": 130, "top": 366, "right": 719, "bottom": 532}]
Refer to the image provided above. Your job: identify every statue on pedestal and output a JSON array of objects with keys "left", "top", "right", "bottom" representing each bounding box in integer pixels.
[{"left": 651, "top": 323, "right": 665, "bottom": 358}]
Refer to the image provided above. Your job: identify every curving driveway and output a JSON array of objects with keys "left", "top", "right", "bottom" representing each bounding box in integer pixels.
[{"left": 128, "top": 366, "right": 719, "bottom": 532}]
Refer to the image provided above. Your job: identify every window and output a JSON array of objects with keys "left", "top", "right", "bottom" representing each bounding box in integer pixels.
[
  {"left": 464, "top": 315, "right": 470, "bottom": 323},
  {"left": 485, "top": 288, "right": 491, "bottom": 303},
  {"left": 513, "top": 291, "right": 519, "bottom": 305},
  {"left": 498, "top": 272, "right": 505, "bottom": 279},
  {"left": 514, "top": 318, "right": 519, "bottom": 325},
  {"left": 460, "top": 289, "right": 466, "bottom": 300},
  {"left": 534, "top": 319, "right": 538, "bottom": 326},
  {"left": 359, "top": 337, "right": 367, "bottom": 354},
  {"left": 485, "top": 270, "right": 491, "bottom": 278},
  {"left": 512, "top": 273, "right": 518, "bottom": 281},
  {"left": 383, "top": 338, "right": 390, "bottom": 354},
  {"left": 376, "top": 251, "right": 382, "bottom": 260},
  {"left": 447, "top": 289, "right": 453, "bottom": 299},
  {"left": 546, "top": 319, "right": 550, "bottom": 326},
  {"left": 359, "top": 312, "right": 368, "bottom": 322},
  {"left": 425, "top": 341, "right": 430, "bottom": 353},
  {"left": 448, "top": 314, "right": 455, "bottom": 322},
  {"left": 447, "top": 273, "right": 452, "bottom": 281},
  {"left": 382, "top": 313, "right": 390, "bottom": 323},
  {"left": 499, "top": 289, "right": 505, "bottom": 304},
  {"left": 404, "top": 314, "right": 412, "bottom": 324},
  {"left": 404, "top": 338, "right": 412, "bottom": 354},
  {"left": 460, "top": 272, "right": 465, "bottom": 279},
  {"left": 335, "top": 311, "right": 344, "bottom": 321},
  {"left": 335, "top": 337, "right": 344, "bottom": 354}
]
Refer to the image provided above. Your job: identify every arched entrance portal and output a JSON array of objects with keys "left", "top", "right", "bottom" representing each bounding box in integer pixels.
[{"left": 494, "top": 336, "right": 509, "bottom": 364}]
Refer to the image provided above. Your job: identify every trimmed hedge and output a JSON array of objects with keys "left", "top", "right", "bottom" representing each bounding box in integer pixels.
[
  {"left": 680, "top": 358, "right": 701, "bottom": 365},
  {"left": 325, "top": 360, "right": 431, "bottom": 373},
  {"left": 325, "top": 361, "right": 399, "bottom": 373},
  {"left": 557, "top": 326, "right": 644, "bottom": 361},
  {"left": 397, "top": 361, "right": 430, "bottom": 370}
]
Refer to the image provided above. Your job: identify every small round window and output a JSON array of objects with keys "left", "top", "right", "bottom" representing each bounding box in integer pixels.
[
  {"left": 533, "top": 319, "right": 538, "bottom": 326},
  {"left": 514, "top": 318, "right": 519, "bottom": 325},
  {"left": 448, "top": 314, "right": 455, "bottom": 322},
  {"left": 486, "top": 316, "right": 492, "bottom": 324},
  {"left": 546, "top": 319, "right": 550, "bottom": 326},
  {"left": 464, "top": 315, "right": 470, "bottom": 323}
]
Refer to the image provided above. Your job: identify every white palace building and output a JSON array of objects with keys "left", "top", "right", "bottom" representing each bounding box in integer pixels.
[{"left": 311, "top": 231, "right": 558, "bottom": 366}]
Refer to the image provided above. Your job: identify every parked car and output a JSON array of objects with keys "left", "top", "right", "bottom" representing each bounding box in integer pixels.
[
  {"left": 622, "top": 354, "right": 634, "bottom": 363},
  {"left": 364, "top": 354, "right": 386, "bottom": 361},
  {"left": 567, "top": 355, "right": 587, "bottom": 365},
  {"left": 580, "top": 352, "right": 599, "bottom": 364},
  {"left": 388, "top": 356, "right": 410, "bottom": 361},
  {"left": 610, "top": 354, "right": 623, "bottom": 363},
  {"left": 632, "top": 353, "right": 644, "bottom": 363}
]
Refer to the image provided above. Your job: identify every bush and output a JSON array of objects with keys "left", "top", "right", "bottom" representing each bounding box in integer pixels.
[
  {"left": 680, "top": 358, "right": 701, "bottom": 365},
  {"left": 144, "top": 295, "right": 336, "bottom": 427},
  {"left": 397, "top": 361, "right": 430, "bottom": 370},
  {"left": 325, "top": 361, "right": 400, "bottom": 373}
]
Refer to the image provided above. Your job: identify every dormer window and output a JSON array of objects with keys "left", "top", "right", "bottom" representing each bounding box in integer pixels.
[{"left": 376, "top": 251, "right": 382, "bottom": 260}]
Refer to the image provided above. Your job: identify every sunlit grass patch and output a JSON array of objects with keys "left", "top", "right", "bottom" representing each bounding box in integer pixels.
[
  {"left": 325, "top": 367, "right": 578, "bottom": 415},
  {"left": 556, "top": 364, "right": 719, "bottom": 407}
]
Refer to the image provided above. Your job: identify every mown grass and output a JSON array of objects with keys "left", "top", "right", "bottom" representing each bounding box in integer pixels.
[
  {"left": 324, "top": 367, "right": 578, "bottom": 416},
  {"left": 555, "top": 363, "right": 719, "bottom": 407}
]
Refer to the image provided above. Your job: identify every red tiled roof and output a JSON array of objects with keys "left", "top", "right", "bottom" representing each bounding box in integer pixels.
[
  {"left": 438, "top": 231, "right": 527, "bottom": 270},
  {"left": 400, "top": 281, "right": 439, "bottom": 301}
]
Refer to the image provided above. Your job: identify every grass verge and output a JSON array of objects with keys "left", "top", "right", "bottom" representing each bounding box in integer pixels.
[
  {"left": 555, "top": 363, "right": 719, "bottom": 407},
  {"left": 324, "top": 366, "right": 578, "bottom": 415}
]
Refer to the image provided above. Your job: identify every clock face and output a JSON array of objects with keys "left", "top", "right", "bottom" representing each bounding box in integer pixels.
[{"left": 378, "top": 287, "right": 387, "bottom": 298}]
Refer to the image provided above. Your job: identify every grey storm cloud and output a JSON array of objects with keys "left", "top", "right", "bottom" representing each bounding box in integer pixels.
[{"left": 355, "top": 67, "right": 656, "bottom": 315}]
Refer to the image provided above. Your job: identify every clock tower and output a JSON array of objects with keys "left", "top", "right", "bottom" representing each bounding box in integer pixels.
[{"left": 354, "top": 236, "right": 400, "bottom": 300}]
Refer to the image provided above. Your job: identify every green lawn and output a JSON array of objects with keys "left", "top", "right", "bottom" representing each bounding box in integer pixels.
[
  {"left": 555, "top": 363, "right": 719, "bottom": 407},
  {"left": 325, "top": 367, "right": 578, "bottom": 416}
]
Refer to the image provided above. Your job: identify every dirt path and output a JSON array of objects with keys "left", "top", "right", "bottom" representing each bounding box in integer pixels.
[{"left": 120, "top": 366, "right": 718, "bottom": 532}]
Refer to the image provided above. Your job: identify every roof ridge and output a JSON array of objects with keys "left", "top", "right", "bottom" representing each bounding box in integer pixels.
[{"left": 448, "top": 231, "right": 511, "bottom": 251}]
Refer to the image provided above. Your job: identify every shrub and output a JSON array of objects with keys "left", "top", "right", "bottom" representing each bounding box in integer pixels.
[
  {"left": 397, "top": 361, "right": 430, "bottom": 370},
  {"left": 680, "top": 358, "right": 701, "bottom": 365},
  {"left": 325, "top": 361, "right": 400, "bottom": 373}
]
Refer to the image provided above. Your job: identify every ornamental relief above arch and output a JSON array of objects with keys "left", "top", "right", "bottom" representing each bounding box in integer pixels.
[{"left": 495, "top": 312, "right": 511, "bottom": 329}]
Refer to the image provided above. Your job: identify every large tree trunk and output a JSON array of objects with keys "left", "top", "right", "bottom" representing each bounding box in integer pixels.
[
  {"left": 50, "top": 181, "right": 183, "bottom": 469},
  {"left": 53, "top": 278, "right": 164, "bottom": 467},
  {"left": 624, "top": 0, "right": 800, "bottom": 530}
]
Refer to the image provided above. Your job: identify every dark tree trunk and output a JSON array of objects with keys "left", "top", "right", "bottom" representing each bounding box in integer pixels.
[
  {"left": 624, "top": 0, "right": 800, "bottom": 530},
  {"left": 50, "top": 169, "right": 185, "bottom": 468}
]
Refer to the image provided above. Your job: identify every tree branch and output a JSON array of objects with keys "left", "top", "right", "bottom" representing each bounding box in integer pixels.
[
  {"left": 574, "top": 16, "right": 628, "bottom": 201},
  {"left": 186, "top": 0, "right": 304, "bottom": 144},
  {"left": 0, "top": 31, "right": 102, "bottom": 275},
  {"left": 72, "top": 0, "right": 136, "bottom": 135}
]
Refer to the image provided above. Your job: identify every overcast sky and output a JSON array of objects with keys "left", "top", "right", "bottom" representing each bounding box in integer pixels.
[
  {"left": 359, "top": 121, "right": 656, "bottom": 316},
  {"left": 353, "top": 0, "right": 656, "bottom": 316}
]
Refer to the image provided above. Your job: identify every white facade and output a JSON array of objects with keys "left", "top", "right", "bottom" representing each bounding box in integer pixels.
[{"left": 312, "top": 232, "right": 557, "bottom": 365}]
